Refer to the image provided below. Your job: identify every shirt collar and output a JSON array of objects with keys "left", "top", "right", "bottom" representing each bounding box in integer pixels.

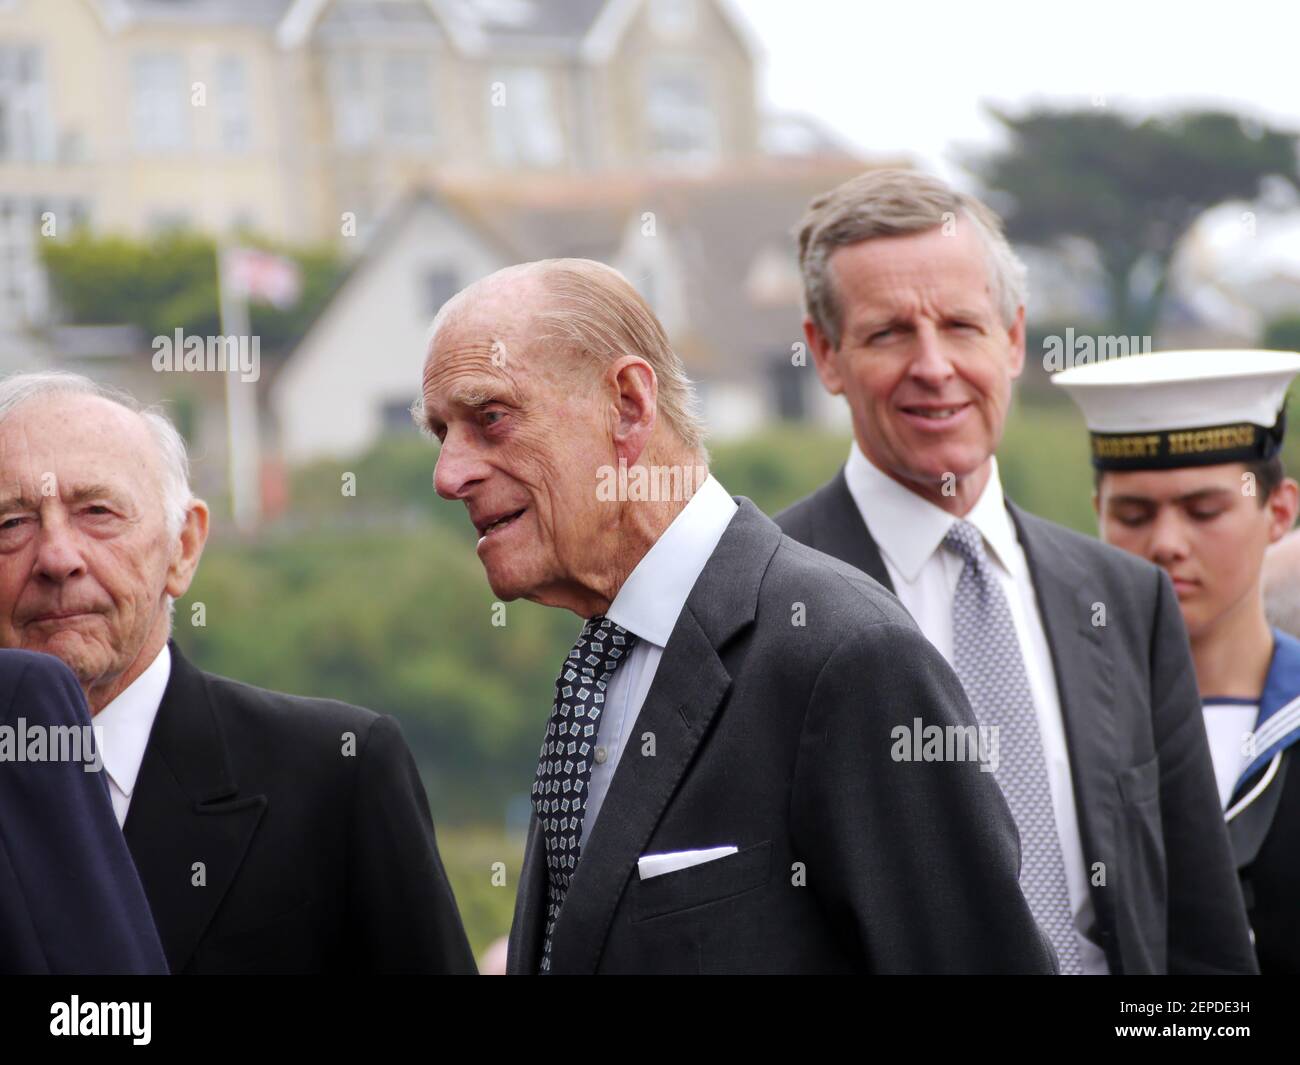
[
  {"left": 605, "top": 474, "right": 738, "bottom": 648},
  {"left": 95, "top": 642, "right": 171, "bottom": 800},
  {"left": 843, "top": 441, "right": 1022, "bottom": 581}
]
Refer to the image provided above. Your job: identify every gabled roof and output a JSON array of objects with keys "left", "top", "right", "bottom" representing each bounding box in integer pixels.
[
  {"left": 274, "top": 0, "right": 759, "bottom": 60},
  {"left": 97, "top": 0, "right": 294, "bottom": 29}
]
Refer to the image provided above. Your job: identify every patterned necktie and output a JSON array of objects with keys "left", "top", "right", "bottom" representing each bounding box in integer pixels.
[
  {"left": 532, "top": 614, "right": 638, "bottom": 972},
  {"left": 943, "top": 520, "right": 1084, "bottom": 974}
]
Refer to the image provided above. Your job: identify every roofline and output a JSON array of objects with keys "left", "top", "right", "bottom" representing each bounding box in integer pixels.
[
  {"left": 581, "top": 0, "right": 762, "bottom": 65},
  {"left": 276, "top": 0, "right": 486, "bottom": 52}
]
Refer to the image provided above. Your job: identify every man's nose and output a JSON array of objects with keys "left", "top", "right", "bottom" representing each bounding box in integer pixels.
[
  {"left": 33, "top": 520, "right": 88, "bottom": 582},
  {"left": 1147, "top": 509, "right": 1189, "bottom": 566},
  {"left": 433, "top": 429, "right": 488, "bottom": 501},
  {"left": 906, "top": 323, "right": 956, "bottom": 387}
]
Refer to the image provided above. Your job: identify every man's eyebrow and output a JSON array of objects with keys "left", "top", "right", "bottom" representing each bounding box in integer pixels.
[
  {"left": 429, "top": 379, "right": 523, "bottom": 419},
  {"left": 1106, "top": 488, "right": 1233, "bottom": 507},
  {"left": 0, "top": 483, "right": 127, "bottom": 511}
]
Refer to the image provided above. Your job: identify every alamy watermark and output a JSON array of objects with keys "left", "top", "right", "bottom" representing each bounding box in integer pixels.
[
  {"left": 891, "top": 717, "right": 1000, "bottom": 774},
  {"left": 1042, "top": 328, "right": 1152, "bottom": 372},
  {"left": 152, "top": 329, "right": 260, "bottom": 382},
  {"left": 596, "top": 458, "right": 709, "bottom": 502},
  {"left": 0, "top": 719, "right": 104, "bottom": 772}
]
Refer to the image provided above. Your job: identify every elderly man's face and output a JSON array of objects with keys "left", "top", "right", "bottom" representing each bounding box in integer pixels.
[
  {"left": 811, "top": 224, "right": 1025, "bottom": 494},
  {"left": 421, "top": 282, "right": 615, "bottom": 606},
  {"left": 0, "top": 395, "right": 187, "bottom": 698}
]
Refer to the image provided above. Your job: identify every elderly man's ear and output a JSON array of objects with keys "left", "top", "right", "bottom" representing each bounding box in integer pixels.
[
  {"left": 608, "top": 355, "right": 658, "bottom": 465},
  {"left": 165, "top": 500, "right": 210, "bottom": 600}
]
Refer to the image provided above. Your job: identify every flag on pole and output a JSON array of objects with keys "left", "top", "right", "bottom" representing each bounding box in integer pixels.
[{"left": 222, "top": 247, "right": 301, "bottom": 309}]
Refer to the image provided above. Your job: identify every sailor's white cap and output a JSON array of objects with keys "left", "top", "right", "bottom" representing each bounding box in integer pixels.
[{"left": 1052, "top": 349, "right": 1300, "bottom": 470}]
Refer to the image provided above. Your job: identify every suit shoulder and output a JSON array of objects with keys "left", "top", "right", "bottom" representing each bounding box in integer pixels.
[
  {"left": 765, "top": 532, "right": 914, "bottom": 631},
  {"left": 200, "top": 669, "right": 384, "bottom": 738},
  {"left": 0, "top": 648, "right": 78, "bottom": 682},
  {"left": 772, "top": 479, "right": 835, "bottom": 538},
  {"left": 1016, "top": 509, "right": 1162, "bottom": 587}
]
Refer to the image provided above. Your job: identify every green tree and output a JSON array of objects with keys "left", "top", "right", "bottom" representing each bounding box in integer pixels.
[
  {"left": 1264, "top": 314, "right": 1300, "bottom": 352},
  {"left": 973, "top": 108, "right": 1297, "bottom": 337},
  {"left": 40, "top": 230, "right": 344, "bottom": 355}
]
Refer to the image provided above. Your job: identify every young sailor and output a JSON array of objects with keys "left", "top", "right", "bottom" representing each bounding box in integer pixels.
[{"left": 1055, "top": 348, "right": 1300, "bottom": 972}]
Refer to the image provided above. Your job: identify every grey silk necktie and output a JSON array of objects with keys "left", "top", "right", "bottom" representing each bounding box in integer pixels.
[
  {"left": 943, "top": 519, "right": 1083, "bottom": 974},
  {"left": 532, "top": 614, "right": 637, "bottom": 973}
]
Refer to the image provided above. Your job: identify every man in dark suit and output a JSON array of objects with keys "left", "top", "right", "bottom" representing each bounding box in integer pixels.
[
  {"left": 0, "top": 648, "right": 167, "bottom": 974},
  {"left": 0, "top": 371, "right": 474, "bottom": 974},
  {"left": 417, "top": 257, "right": 1056, "bottom": 974},
  {"left": 776, "top": 168, "right": 1256, "bottom": 974}
]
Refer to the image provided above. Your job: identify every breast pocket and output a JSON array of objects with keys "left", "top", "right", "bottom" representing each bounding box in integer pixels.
[
  {"left": 1118, "top": 755, "right": 1161, "bottom": 805},
  {"left": 632, "top": 840, "right": 772, "bottom": 922},
  {"left": 1115, "top": 754, "right": 1168, "bottom": 971}
]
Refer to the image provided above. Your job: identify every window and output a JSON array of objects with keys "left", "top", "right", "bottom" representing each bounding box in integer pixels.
[
  {"left": 644, "top": 64, "right": 716, "bottom": 163},
  {"left": 327, "top": 50, "right": 435, "bottom": 150},
  {"left": 216, "top": 55, "right": 251, "bottom": 153},
  {"left": 0, "top": 46, "right": 51, "bottom": 162},
  {"left": 382, "top": 52, "right": 433, "bottom": 145},
  {"left": 425, "top": 267, "right": 459, "bottom": 316},
  {"left": 488, "top": 66, "right": 562, "bottom": 168},
  {"left": 380, "top": 398, "right": 419, "bottom": 435},
  {"left": 327, "top": 51, "right": 372, "bottom": 149},
  {"left": 131, "top": 53, "right": 189, "bottom": 152},
  {"left": 0, "top": 197, "right": 86, "bottom": 330}
]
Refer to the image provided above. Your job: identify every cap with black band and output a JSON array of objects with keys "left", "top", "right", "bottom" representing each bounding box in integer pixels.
[{"left": 1051, "top": 349, "right": 1300, "bottom": 472}]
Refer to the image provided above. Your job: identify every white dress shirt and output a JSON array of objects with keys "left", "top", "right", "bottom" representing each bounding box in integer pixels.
[
  {"left": 844, "top": 442, "right": 1109, "bottom": 974},
  {"left": 1201, "top": 699, "right": 1257, "bottom": 808},
  {"left": 95, "top": 643, "right": 171, "bottom": 829},
  {"left": 579, "top": 475, "right": 738, "bottom": 847}
]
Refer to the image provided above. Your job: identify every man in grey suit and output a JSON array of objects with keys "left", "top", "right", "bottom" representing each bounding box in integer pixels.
[
  {"left": 776, "top": 168, "right": 1256, "bottom": 974},
  {"left": 417, "top": 256, "right": 1056, "bottom": 974}
]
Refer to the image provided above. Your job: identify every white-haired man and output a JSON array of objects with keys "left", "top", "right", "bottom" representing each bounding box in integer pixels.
[
  {"left": 419, "top": 257, "right": 1056, "bottom": 974},
  {"left": 776, "top": 169, "right": 1256, "bottom": 974},
  {"left": 0, "top": 372, "right": 474, "bottom": 974}
]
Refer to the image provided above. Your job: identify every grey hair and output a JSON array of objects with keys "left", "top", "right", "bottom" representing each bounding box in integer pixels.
[
  {"left": 797, "top": 168, "right": 1028, "bottom": 349},
  {"left": 416, "top": 259, "right": 708, "bottom": 457},
  {"left": 0, "top": 371, "right": 193, "bottom": 539}
]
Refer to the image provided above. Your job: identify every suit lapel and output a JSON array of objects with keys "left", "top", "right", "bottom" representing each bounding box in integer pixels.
[
  {"left": 1227, "top": 751, "right": 1289, "bottom": 868},
  {"left": 123, "top": 641, "right": 265, "bottom": 973},
  {"left": 1009, "top": 503, "right": 1122, "bottom": 966},
  {"left": 546, "top": 500, "right": 780, "bottom": 974},
  {"left": 506, "top": 813, "right": 547, "bottom": 974},
  {"left": 805, "top": 468, "right": 895, "bottom": 592}
]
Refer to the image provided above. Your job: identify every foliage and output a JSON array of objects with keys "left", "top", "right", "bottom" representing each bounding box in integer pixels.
[
  {"left": 972, "top": 108, "right": 1297, "bottom": 337},
  {"left": 40, "top": 229, "right": 345, "bottom": 354}
]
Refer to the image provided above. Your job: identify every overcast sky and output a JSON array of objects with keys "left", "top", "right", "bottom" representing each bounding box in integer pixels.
[{"left": 742, "top": 0, "right": 1300, "bottom": 188}]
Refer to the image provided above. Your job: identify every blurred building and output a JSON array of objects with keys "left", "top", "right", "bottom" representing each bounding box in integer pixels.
[
  {"left": 270, "top": 160, "right": 870, "bottom": 463},
  {"left": 0, "top": 0, "right": 784, "bottom": 335},
  {"left": 0, "top": 0, "right": 877, "bottom": 514}
]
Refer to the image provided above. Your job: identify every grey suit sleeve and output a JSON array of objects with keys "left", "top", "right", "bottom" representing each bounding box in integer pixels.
[
  {"left": 791, "top": 620, "right": 1059, "bottom": 974},
  {"left": 1147, "top": 568, "right": 1258, "bottom": 974},
  {"left": 345, "top": 714, "right": 477, "bottom": 974}
]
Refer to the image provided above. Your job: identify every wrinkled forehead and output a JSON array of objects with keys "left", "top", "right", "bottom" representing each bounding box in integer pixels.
[
  {"left": 0, "top": 394, "right": 164, "bottom": 500},
  {"left": 421, "top": 277, "right": 576, "bottom": 411},
  {"left": 833, "top": 225, "right": 997, "bottom": 311}
]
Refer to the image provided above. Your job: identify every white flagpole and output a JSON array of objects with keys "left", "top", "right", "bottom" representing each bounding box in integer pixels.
[{"left": 216, "top": 244, "right": 261, "bottom": 533}]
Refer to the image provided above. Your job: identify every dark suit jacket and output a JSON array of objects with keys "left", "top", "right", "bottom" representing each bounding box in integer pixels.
[
  {"left": 123, "top": 641, "right": 475, "bottom": 974},
  {"left": 776, "top": 468, "right": 1258, "bottom": 975},
  {"left": 507, "top": 499, "right": 1058, "bottom": 974},
  {"left": 0, "top": 649, "right": 167, "bottom": 974}
]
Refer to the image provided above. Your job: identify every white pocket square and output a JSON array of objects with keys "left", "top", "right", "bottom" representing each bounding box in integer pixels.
[{"left": 637, "top": 846, "right": 738, "bottom": 880}]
